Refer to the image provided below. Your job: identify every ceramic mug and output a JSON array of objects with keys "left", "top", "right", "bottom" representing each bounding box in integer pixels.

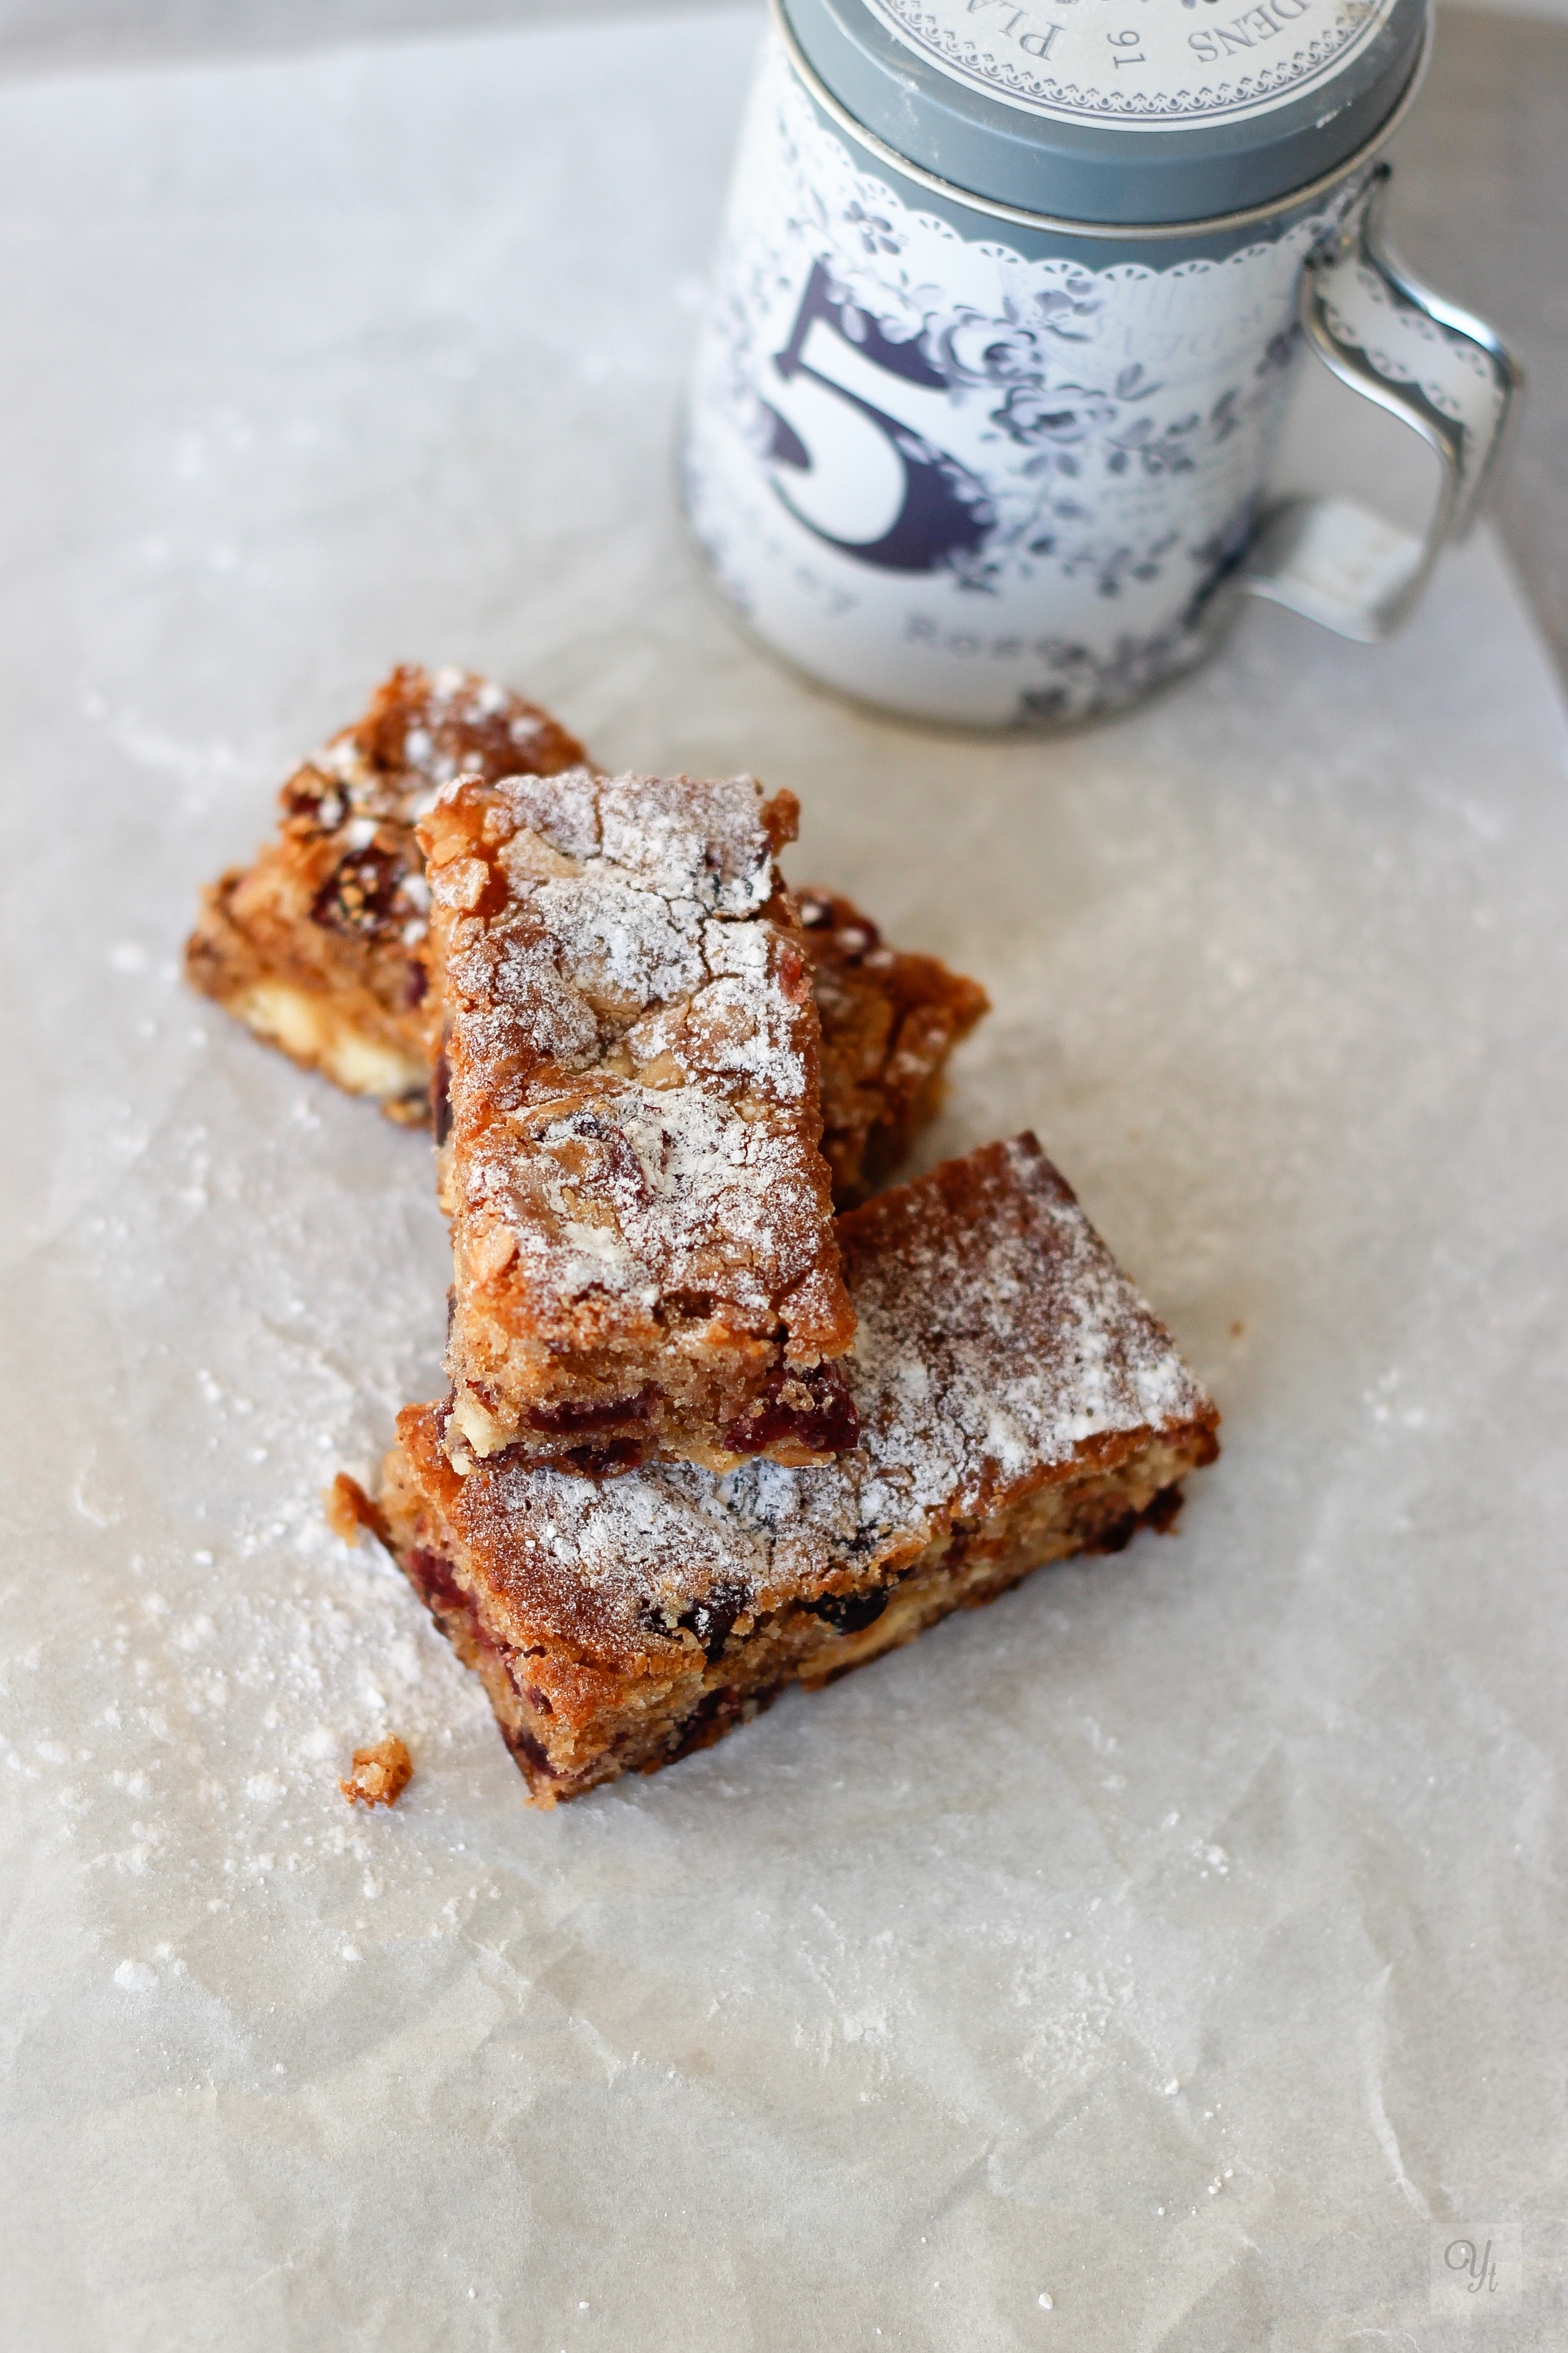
[{"left": 683, "top": 0, "right": 1521, "bottom": 728}]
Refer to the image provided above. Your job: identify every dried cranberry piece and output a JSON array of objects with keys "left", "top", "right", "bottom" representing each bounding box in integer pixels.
[
  {"left": 312, "top": 842, "right": 406, "bottom": 939},
  {"left": 503, "top": 1720, "right": 558, "bottom": 1779},
  {"left": 279, "top": 767, "right": 346, "bottom": 829},
  {"left": 775, "top": 938, "right": 809, "bottom": 1004},
  {"left": 405, "top": 1547, "right": 466, "bottom": 1618},
  {"left": 1087, "top": 1485, "right": 1185, "bottom": 1556},
  {"left": 676, "top": 1581, "right": 749, "bottom": 1664},
  {"left": 667, "top": 1677, "right": 786, "bottom": 1762},
  {"left": 810, "top": 1585, "right": 889, "bottom": 1635},
  {"left": 554, "top": 1437, "right": 648, "bottom": 1477},
  {"left": 722, "top": 1362, "right": 859, "bottom": 1459},
  {"left": 482, "top": 1428, "right": 647, "bottom": 1478},
  {"left": 666, "top": 1290, "right": 718, "bottom": 1323},
  {"left": 526, "top": 1390, "right": 653, "bottom": 1435},
  {"left": 431, "top": 1049, "right": 452, "bottom": 1145},
  {"left": 834, "top": 921, "right": 879, "bottom": 961}
]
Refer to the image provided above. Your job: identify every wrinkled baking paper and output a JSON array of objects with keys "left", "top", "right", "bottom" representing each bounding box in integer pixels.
[{"left": 1, "top": 9, "right": 1565, "bottom": 2348}]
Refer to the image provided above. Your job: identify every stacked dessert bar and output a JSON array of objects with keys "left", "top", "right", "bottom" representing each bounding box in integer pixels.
[
  {"left": 188, "top": 664, "right": 591, "bottom": 1121},
  {"left": 192, "top": 669, "right": 1217, "bottom": 1806}
]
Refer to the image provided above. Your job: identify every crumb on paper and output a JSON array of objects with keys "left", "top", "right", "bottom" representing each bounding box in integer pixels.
[
  {"left": 340, "top": 1737, "right": 412, "bottom": 1808},
  {"left": 324, "top": 1471, "right": 389, "bottom": 1548}
]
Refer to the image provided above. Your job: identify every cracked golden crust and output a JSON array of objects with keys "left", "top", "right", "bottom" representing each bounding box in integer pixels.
[
  {"left": 184, "top": 670, "right": 990, "bottom": 1194},
  {"left": 421, "top": 769, "right": 858, "bottom": 1474},
  {"left": 183, "top": 664, "right": 588, "bottom": 1112},
  {"left": 373, "top": 1136, "right": 1220, "bottom": 1803}
]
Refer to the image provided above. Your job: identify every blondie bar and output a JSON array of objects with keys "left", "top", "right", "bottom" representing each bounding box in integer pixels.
[
  {"left": 354, "top": 1136, "right": 1218, "bottom": 1805},
  {"left": 421, "top": 768, "right": 858, "bottom": 1473},
  {"left": 186, "top": 672, "right": 991, "bottom": 1191},
  {"left": 185, "top": 664, "right": 587, "bottom": 1120},
  {"left": 798, "top": 889, "right": 990, "bottom": 1207}
]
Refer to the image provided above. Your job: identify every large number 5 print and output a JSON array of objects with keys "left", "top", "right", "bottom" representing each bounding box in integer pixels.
[{"left": 762, "top": 261, "right": 994, "bottom": 574}]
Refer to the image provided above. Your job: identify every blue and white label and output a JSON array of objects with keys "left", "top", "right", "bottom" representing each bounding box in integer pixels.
[{"left": 684, "top": 35, "right": 1358, "bottom": 726}]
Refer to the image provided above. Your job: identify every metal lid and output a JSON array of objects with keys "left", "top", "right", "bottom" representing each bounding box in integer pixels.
[{"left": 782, "top": 0, "right": 1431, "bottom": 226}]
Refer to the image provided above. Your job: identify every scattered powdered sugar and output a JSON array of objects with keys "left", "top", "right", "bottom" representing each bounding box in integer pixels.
[
  {"left": 527, "top": 871, "right": 709, "bottom": 1013},
  {"left": 594, "top": 775, "right": 776, "bottom": 915},
  {"left": 503, "top": 1084, "right": 827, "bottom": 1311},
  {"left": 292, "top": 664, "right": 587, "bottom": 832},
  {"left": 217, "top": 668, "right": 591, "bottom": 972},
  {"left": 489, "top": 770, "right": 781, "bottom": 915},
  {"left": 844, "top": 1139, "right": 1203, "bottom": 1521},
  {"left": 459, "top": 930, "right": 602, "bottom": 1067},
  {"left": 489, "top": 1453, "right": 772, "bottom": 1600},
  {"left": 435, "top": 769, "right": 842, "bottom": 1340},
  {"left": 449, "top": 1137, "right": 1214, "bottom": 1646},
  {"left": 493, "top": 767, "right": 603, "bottom": 861}
]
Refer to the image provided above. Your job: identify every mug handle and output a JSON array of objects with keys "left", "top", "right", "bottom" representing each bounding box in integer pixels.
[{"left": 1240, "top": 163, "right": 1524, "bottom": 643}]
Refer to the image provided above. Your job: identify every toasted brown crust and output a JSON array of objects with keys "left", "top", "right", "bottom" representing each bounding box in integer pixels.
[
  {"left": 797, "top": 889, "right": 990, "bottom": 1206},
  {"left": 184, "top": 665, "right": 588, "bottom": 1114},
  {"left": 373, "top": 1136, "right": 1219, "bottom": 1804},
  {"left": 185, "top": 676, "right": 989, "bottom": 1194},
  {"left": 421, "top": 768, "right": 859, "bottom": 1477},
  {"left": 384, "top": 1416, "right": 1206, "bottom": 1803}
]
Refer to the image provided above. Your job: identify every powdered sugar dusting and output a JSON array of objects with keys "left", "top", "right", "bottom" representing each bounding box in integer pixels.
[
  {"left": 257, "top": 665, "right": 588, "bottom": 959},
  {"left": 489, "top": 770, "right": 780, "bottom": 914},
  {"left": 448, "top": 1137, "right": 1214, "bottom": 1648},
  {"left": 839, "top": 1137, "right": 1204, "bottom": 1521},
  {"left": 305, "top": 665, "right": 585, "bottom": 830},
  {"left": 509, "top": 1086, "right": 829, "bottom": 1315},
  {"left": 428, "top": 769, "right": 848, "bottom": 1352},
  {"left": 527, "top": 871, "right": 709, "bottom": 1014}
]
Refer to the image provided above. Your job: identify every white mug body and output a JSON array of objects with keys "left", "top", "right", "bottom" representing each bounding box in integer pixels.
[{"left": 683, "top": 31, "right": 1370, "bottom": 729}]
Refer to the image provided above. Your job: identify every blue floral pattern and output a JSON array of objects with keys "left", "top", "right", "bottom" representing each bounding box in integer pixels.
[{"left": 684, "top": 36, "right": 1369, "bottom": 726}]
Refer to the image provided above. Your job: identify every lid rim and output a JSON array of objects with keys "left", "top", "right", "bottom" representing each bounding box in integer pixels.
[{"left": 781, "top": 0, "right": 1433, "bottom": 228}]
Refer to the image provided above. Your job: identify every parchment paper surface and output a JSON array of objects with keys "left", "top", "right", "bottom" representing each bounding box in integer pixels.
[{"left": 1, "top": 10, "right": 1566, "bottom": 2349}]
